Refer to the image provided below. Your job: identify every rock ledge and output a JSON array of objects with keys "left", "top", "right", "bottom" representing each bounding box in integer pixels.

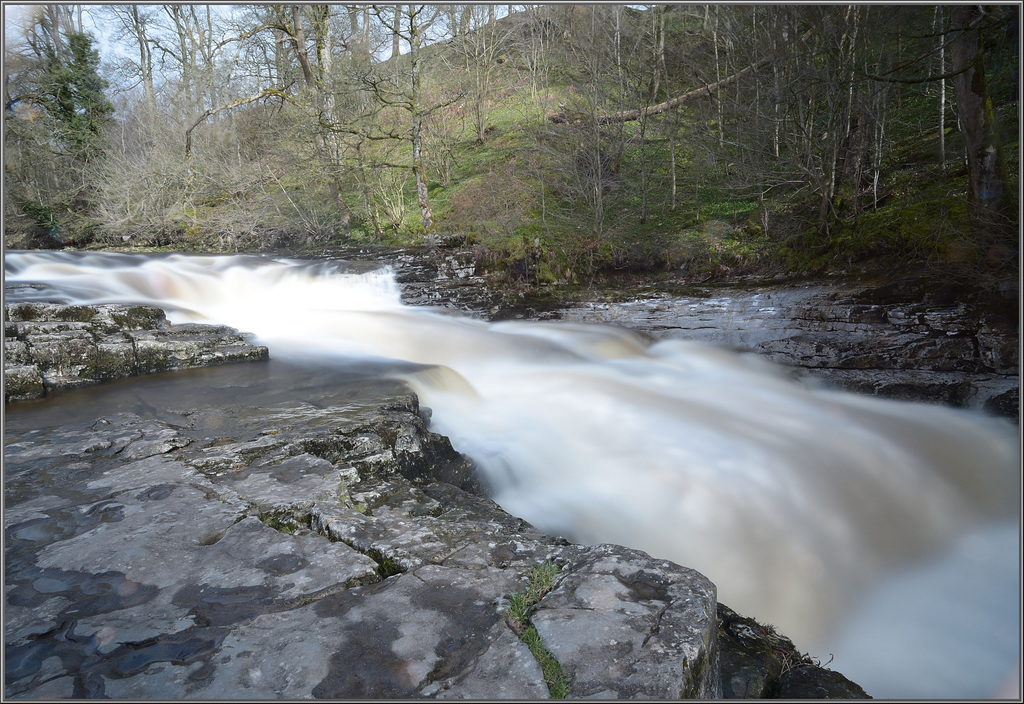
[{"left": 4, "top": 302, "right": 268, "bottom": 402}]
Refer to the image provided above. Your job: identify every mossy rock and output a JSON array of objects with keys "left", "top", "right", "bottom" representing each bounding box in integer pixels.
[
  {"left": 717, "top": 603, "right": 870, "bottom": 699},
  {"left": 3, "top": 365, "right": 45, "bottom": 402},
  {"left": 106, "top": 305, "right": 167, "bottom": 332},
  {"left": 775, "top": 665, "right": 871, "bottom": 699}
]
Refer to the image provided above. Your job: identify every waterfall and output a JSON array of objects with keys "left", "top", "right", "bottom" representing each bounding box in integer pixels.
[{"left": 5, "top": 250, "right": 1019, "bottom": 698}]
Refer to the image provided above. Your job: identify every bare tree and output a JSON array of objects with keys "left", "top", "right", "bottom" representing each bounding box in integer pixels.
[
  {"left": 454, "top": 5, "right": 512, "bottom": 143},
  {"left": 367, "top": 4, "right": 451, "bottom": 233},
  {"left": 265, "top": 4, "right": 355, "bottom": 228},
  {"left": 104, "top": 6, "right": 157, "bottom": 116}
]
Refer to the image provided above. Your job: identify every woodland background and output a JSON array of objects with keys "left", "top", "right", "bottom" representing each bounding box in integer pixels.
[{"left": 3, "top": 4, "right": 1019, "bottom": 283}]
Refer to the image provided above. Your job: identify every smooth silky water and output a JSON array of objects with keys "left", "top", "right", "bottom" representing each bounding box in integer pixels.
[{"left": 5, "top": 251, "right": 1020, "bottom": 698}]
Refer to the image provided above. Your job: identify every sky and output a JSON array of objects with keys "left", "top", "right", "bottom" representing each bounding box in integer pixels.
[
  {"left": 3, "top": 3, "right": 520, "bottom": 64},
  {"left": 4, "top": 3, "right": 106, "bottom": 54}
]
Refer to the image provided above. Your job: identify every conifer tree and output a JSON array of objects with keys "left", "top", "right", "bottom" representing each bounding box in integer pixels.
[{"left": 41, "top": 31, "right": 114, "bottom": 159}]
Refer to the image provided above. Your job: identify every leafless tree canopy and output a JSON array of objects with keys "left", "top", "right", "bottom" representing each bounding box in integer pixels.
[{"left": 3, "top": 4, "right": 1017, "bottom": 273}]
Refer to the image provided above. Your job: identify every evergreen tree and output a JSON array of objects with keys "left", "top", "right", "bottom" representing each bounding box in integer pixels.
[
  {"left": 40, "top": 32, "right": 113, "bottom": 160},
  {"left": 5, "top": 17, "right": 114, "bottom": 245}
]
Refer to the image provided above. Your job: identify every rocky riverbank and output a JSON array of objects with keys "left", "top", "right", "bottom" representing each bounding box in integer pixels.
[
  {"left": 556, "top": 275, "right": 1019, "bottom": 420},
  {"left": 3, "top": 385, "right": 867, "bottom": 699},
  {"left": 3, "top": 299, "right": 869, "bottom": 699},
  {"left": 4, "top": 302, "right": 268, "bottom": 403}
]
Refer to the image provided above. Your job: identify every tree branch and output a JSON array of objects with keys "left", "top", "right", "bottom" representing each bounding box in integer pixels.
[
  {"left": 550, "top": 28, "right": 814, "bottom": 126},
  {"left": 185, "top": 88, "right": 298, "bottom": 158},
  {"left": 857, "top": 63, "right": 973, "bottom": 85},
  {"left": 551, "top": 57, "right": 768, "bottom": 125}
]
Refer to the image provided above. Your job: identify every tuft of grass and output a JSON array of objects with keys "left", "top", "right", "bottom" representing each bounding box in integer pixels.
[
  {"left": 521, "top": 623, "right": 571, "bottom": 698},
  {"left": 506, "top": 592, "right": 533, "bottom": 631},
  {"left": 504, "top": 562, "right": 569, "bottom": 698},
  {"left": 522, "top": 561, "right": 560, "bottom": 603}
]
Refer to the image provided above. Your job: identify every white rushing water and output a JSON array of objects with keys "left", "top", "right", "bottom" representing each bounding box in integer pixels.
[{"left": 5, "top": 251, "right": 1020, "bottom": 698}]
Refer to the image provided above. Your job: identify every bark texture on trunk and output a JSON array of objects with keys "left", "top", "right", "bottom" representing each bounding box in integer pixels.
[{"left": 949, "top": 5, "right": 1009, "bottom": 220}]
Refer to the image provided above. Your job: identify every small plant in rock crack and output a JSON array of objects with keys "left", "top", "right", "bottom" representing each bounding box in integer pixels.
[
  {"left": 505, "top": 562, "right": 560, "bottom": 631},
  {"left": 506, "top": 592, "right": 532, "bottom": 635},
  {"left": 527, "top": 561, "right": 560, "bottom": 592},
  {"left": 503, "top": 562, "right": 569, "bottom": 698},
  {"left": 522, "top": 625, "right": 570, "bottom": 698}
]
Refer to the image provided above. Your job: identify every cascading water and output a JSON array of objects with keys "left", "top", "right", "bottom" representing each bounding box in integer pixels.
[{"left": 5, "top": 250, "right": 1020, "bottom": 698}]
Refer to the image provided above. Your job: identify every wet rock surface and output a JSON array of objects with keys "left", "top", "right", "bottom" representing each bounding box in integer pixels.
[
  {"left": 551, "top": 276, "right": 1019, "bottom": 420},
  {"left": 324, "top": 243, "right": 563, "bottom": 319},
  {"left": 4, "top": 302, "right": 268, "bottom": 402},
  {"left": 717, "top": 604, "right": 869, "bottom": 699},
  {"left": 5, "top": 390, "right": 752, "bottom": 699}
]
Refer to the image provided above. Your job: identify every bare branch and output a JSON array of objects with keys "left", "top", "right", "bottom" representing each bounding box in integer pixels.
[
  {"left": 858, "top": 63, "right": 973, "bottom": 85},
  {"left": 551, "top": 57, "right": 768, "bottom": 125},
  {"left": 185, "top": 89, "right": 299, "bottom": 158}
]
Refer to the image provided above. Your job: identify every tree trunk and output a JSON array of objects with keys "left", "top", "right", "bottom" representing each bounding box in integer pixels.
[
  {"left": 348, "top": 5, "right": 359, "bottom": 41},
  {"left": 412, "top": 113, "right": 431, "bottom": 231},
  {"left": 290, "top": 6, "right": 316, "bottom": 85},
  {"left": 949, "top": 5, "right": 1009, "bottom": 220},
  {"left": 128, "top": 7, "right": 156, "bottom": 115},
  {"left": 712, "top": 8, "right": 723, "bottom": 147},
  {"left": 935, "top": 6, "right": 946, "bottom": 171},
  {"left": 362, "top": 6, "right": 371, "bottom": 57},
  {"left": 391, "top": 5, "right": 402, "bottom": 60},
  {"left": 408, "top": 9, "right": 432, "bottom": 231},
  {"left": 287, "top": 5, "right": 351, "bottom": 229},
  {"left": 166, "top": 6, "right": 194, "bottom": 114},
  {"left": 657, "top": 7, "right": 677, "bottom": 211},
  {"left": 550, "top": 49, "right": 776, "bottom": 125},
  {"left": 318, "top": 12, "right": 352, "bottom": 230}
]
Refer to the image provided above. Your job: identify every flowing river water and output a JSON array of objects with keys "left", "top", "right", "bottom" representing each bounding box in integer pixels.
[{"left": 4, "top": 250, "right": 1020, "bottom": 698}]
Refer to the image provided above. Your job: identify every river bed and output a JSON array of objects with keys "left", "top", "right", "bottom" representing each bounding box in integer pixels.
[{"left": 4, "top": 250, "right": 1020, "bottom": 698}]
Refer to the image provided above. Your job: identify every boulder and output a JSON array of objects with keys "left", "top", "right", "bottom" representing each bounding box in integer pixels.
[{"left": 717, "top": 603, "right": 869, "bottom": 699}]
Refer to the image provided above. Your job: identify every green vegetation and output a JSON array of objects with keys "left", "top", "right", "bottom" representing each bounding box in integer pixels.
[
  {"left": 520, "top": 624, "right": 571, "bottom": 699},
  {"left": 365, "top": 547, "right": 404, "bottom": 579},
  {"left": 3, "top": 5, "right": 1016, "bottom": 288},
  {"left": 504, "top": 562, "right": 569, "bottom": 698},
  {"left": 258, "top": 513, "right": 296, "bottom": 535}
]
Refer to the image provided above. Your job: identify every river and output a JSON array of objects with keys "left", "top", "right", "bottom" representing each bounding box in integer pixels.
[{"left": 4, "top": 250, "right": 1020, "bottom": 698}]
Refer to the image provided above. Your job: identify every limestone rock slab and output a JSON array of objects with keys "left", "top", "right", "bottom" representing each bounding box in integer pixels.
[
  {"left": 4, "top": 303, "right": 268, "bottom": 402},
  {"left": 5, "top": 388, "right": 864, "bottom": 699},
  {"left": 533, "top": 543, "right": 721, "bottom": 699}
]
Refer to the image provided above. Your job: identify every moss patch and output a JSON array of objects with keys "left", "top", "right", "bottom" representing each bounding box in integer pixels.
[{"left": 365, "top": 547, "right": 404, "bottom": 579}]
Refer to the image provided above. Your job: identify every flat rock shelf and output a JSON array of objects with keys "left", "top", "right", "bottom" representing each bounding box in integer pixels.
[{"left": 4, "top": 302, "right": 269, "bottom": 402}]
